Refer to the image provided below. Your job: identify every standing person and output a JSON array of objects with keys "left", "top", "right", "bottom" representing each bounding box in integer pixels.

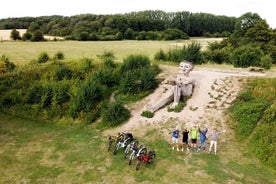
[
  {"left": 172, "top": 127, "right": 180, "bottom": 151},
  {"left": 189, "top": 124, "right": 199, "bottom": 152},
  {"left": 208, "top": 128, "right": 226, "bottom": 155},
  {"left": 181, "top": 128, "right": 189, "bottom": 151},
  {"left": 198, "top": 125, "right": 208, "bottom": 152}
]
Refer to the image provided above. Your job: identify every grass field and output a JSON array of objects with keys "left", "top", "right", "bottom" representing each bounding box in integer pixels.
[
  {"left": 0, "top": 112, "right": 275, "bottom": 183},
  {"left": 0, "top": 38, "right": 222, "bottom": 65}
]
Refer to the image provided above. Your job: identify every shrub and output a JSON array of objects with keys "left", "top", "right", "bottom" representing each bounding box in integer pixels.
[
  {"left": 161, "top": 28, "right": 188, "bottom": 40},
  {"left": 206, "top": 49, "right": 231, "bottom": 64},
  {"left": 167, "top": 102, "right": 186, "bottom": 112},
  {"left": 157, "top": 42, "right": 202, "bottom": 64},
  {"left": 101, "top": 101, "right": 130, "bottom": 127},
  {"left": 154, "top": 49, "right": 167, "bottom": 61},
  {"left": 124, "top": 28, "right": 135, "bottom": 39},
  {"left": 208, "top": 41, "right": 225, "bottom": 51},
  {"left": 0, "top": 55, "right": 16, "bottom": 72},
  {"left": 98, "top": 50, "right": 115, "bottom": 61},
  {"left": 26, "top": 84, "right": 44, "bottom": 104},
  {"left": 119, "top": 71, "right": 140, "bottom": 94},
  {"left": 0, "top": 61, "right": 7, "bottom": 74},
  {"left": 115, "top": 32, "right": 123, "bottom": 40},
  {"left": 90, "top": 33, "right": 98, "bottom": 41},
  {"left": 73, "top": 78, "right": 104, "bottom": 113},
  {"left": 51, "top": 81, "right": 70, "bottom": 105},
  {"left": 10, "top": 29, "right": 21, "bottom": 40},
  {"left": 119, "top": 54, "right": 150, "bottom": 74},
  {"left": 103, "top": 57, "right": 117, "bottom": 69},
  {"left": 40, "top": 84, "right": 53, "bottom": 108},
  {"left": 260, "top": 55, "right": 272, "bottom": 69},
  {"left": 91, "top": 67, "right": 117, "bottom": 86},
  {"left": 38, "top": 52, "right": 50, "bottom": 63},
  {"left": 79, "top": 58, "right": 93, "bottom": 73},
  {"left": 141, "top": 110, "right": 154, "bottom": 118},
  {"left": 185, "top": 42, "right": 202, "bottom": 64},
  {"left": 167, "top": 48, "right": 185, "bottom": 63},
  {"left": 54, "top": 64, "right": 72, "bottom": 81},
  {"left": 53, "top": 51, "right": 65, "bottom": 60},
  {"left": 85, "top": 103, "right": 102, "bottom": 124},
  {"left": 232, "top": 45, "right": 263, "bottom": 68},
  {"left": 22, "top": 32, "right": 32, "bottom": 41},
  {"left": 77, "top": 31, "right": 90, "bottom": 41},
  {"left": 31, "top": 30, "right": 45, "bottom": 41},
  {"left": 140, "top": 68, "right": 158, "bottom": 90}
]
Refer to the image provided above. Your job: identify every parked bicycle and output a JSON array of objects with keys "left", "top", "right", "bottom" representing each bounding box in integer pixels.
[
  {"left": 107, "top": 132, "right": 125, "bottom": 151},
  {"left": 136, "top": 150, "right": 156, "bottom": 170},
  {"left": 113, "top": 133, "right": 134, "bottom": 155},
  {"left": 124, "top": 139, "right": 139, "bottom": 159},
  {"left": 128, "top": 145, "right": 147, "bottom": 165}
]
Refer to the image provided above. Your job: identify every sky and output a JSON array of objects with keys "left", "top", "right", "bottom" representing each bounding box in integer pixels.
[{"left": 1, "top": 0, "right": 275, "bottom": 28}]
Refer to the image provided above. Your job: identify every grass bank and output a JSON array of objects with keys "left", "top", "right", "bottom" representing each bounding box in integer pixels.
[{"left": 0, "top": 112, "right": 275, "bottom": 183}]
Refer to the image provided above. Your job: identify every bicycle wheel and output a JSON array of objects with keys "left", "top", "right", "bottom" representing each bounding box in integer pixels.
[
  {"left": 139, "top": 147, "right": 147, "bottom": 156},
  {"left": 136, "top": 160, "right": 141, "bottom": 170},
  {"left": 133, "top": 139, "right": 139, "bottom": 146},
  {"left": 108, "top": 140, "right": 113, "bottom": 151},
  {"left": 124, "top": 144, "right": 131, "bottom": 158},
  {"left": 113, "top": 142, "right": 120, "bottom": 155},
  {"left": 128, "top": 152, "right": 135, "bottom": 165},
  {"left": 149, "top": 153, "right": 156, "bottom": 163}
]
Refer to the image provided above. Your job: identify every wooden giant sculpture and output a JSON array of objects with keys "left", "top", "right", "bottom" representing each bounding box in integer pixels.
[{"left": 147, "top": 61, "right": 194, "bottom": 113}]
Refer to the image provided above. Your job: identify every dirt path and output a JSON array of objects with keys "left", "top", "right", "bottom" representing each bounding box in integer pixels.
[{"left": 104, "top": 65, "right": 268, "bottom": 141}]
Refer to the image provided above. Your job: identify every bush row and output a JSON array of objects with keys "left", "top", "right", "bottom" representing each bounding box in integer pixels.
[{"left": 0, "top": 52, "right": 160, "bottom": 126}]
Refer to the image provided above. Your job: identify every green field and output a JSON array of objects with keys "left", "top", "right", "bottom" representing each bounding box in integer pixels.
[{"left": 0, "top": 38, "right": 222, "bottom": 65}]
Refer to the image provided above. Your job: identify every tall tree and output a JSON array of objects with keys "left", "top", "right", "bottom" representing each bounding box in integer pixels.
[{"left": 10, "top": 29, "right": 21, "bottom": 40}]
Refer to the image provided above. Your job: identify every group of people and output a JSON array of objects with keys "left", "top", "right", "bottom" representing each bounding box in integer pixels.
[{"left": 171, "top": 124, "right": 225, "bottom": 154}]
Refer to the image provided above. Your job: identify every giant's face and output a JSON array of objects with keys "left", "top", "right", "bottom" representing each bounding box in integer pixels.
[{"left": 179, "top": 61, "right": 193, "bottom": 75}]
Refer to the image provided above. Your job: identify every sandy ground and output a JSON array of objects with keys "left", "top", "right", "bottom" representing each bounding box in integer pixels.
[{"left": 104, "top": 65, "right": 268, "bottom": 141}]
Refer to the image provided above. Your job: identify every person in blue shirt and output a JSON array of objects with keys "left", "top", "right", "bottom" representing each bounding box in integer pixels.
[
  {"left": 172, "top": 127, "right": 180, "bottom": 151},
  {"left": 198, "top": 125, "right": 208, "bottom": 152}
]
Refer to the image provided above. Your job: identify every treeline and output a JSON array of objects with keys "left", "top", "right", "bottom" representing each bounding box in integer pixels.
[
  {"left": 202, "top": 13, "right": 276, "bottom": 68},
  {"left": 0, "top": 10, "right": 236, "bottom": 40},
  {"left": 153, "top": 13, "right": 276, "bottom": 68}
]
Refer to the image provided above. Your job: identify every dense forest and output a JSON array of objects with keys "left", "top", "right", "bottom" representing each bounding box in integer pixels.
[{"left": 0, "top": 10, "right": 237, "bottom": 40}]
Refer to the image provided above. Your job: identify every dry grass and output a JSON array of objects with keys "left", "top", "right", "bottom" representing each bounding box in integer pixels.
[{"left": 0, "top": 33, "right": 221, "bottom": 65}]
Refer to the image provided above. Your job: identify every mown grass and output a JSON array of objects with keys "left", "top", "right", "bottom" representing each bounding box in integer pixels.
[
  {"left": 0, "top": 38, "right": 222, "bottom": 65},
  {"left": 0, "top": 112, "right": 275, "bottom": 184}
]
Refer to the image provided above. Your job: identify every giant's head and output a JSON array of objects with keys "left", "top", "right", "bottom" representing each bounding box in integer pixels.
[{"left": 179, "top": 61, "right": 193, "bottom": 76}]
